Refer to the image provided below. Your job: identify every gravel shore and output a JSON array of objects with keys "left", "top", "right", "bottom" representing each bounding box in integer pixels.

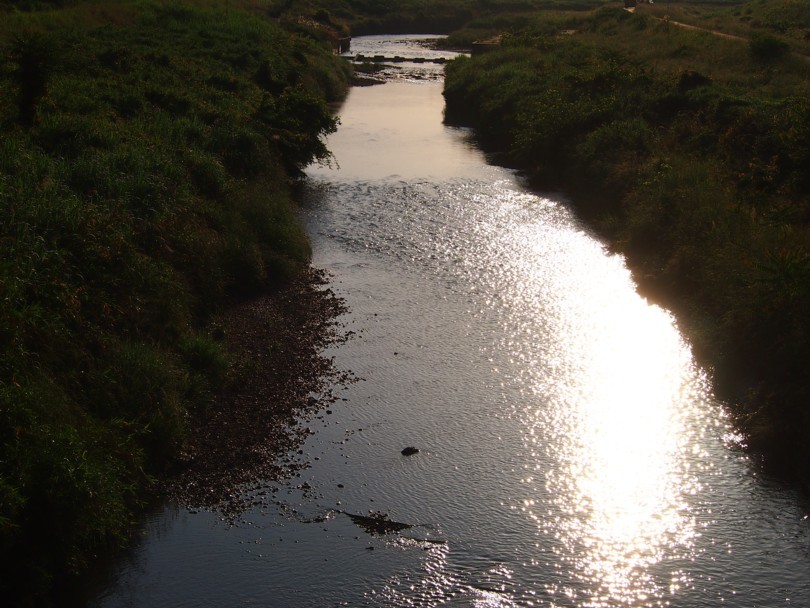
[{"left": 161, "top": 268, "right": 353, "bottom": 515}]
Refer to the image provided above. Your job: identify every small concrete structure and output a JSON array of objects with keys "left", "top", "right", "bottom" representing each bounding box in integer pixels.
[
  {"left": 471, "top": 35, "right": 503, "bottom": 55},
  {"left": 337, "top": 37, "right": 351, "bottom": 54}
]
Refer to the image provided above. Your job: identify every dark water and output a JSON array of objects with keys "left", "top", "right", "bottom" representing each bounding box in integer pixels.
[{"left": 91, "top": 36, "right": 810, "bottom": 608}]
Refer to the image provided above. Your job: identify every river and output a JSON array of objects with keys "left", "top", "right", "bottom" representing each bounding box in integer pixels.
[{"left": 90, "top": 36, "right": 810, "bottom": 608}]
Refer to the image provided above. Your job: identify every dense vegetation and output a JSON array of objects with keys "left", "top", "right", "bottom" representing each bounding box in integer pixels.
[
  {"left": 0, "top": 0, "right": 349, "bottom": 601},
  {"left": 261, "top": 0, "right": 613, "bottom": 37},
  {"left": 444, "top": 3, "right": 809, "bottom": 480},
  {"left": 2, "top": 0, "right": 807, "bottom": 601}
]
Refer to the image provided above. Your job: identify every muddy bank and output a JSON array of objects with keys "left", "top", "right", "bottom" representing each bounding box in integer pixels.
[{"left": 160, "top": 268, "right": 355, "bottom": 516}]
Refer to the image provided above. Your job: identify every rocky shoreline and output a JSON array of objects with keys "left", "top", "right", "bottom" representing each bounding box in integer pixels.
[{"left": 160, "top": 268, "right": 355, "bottom": 516}]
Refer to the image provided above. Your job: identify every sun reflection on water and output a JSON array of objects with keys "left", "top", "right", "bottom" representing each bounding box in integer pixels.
[
  {"left": 557, "top": 303, "right": 700, "bottom": 606},
  {"left": 501, "top": 218, "right": 707, "bottom": 606}
]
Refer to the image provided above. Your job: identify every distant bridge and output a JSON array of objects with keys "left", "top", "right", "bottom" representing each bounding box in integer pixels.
[{"left": 348, "top": 54, "right": 451, "bottom": 65}]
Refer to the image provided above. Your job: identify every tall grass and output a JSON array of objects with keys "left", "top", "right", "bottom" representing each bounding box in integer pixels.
[{"left": 0, "top": 0, "right": 348, "bottom": 601}]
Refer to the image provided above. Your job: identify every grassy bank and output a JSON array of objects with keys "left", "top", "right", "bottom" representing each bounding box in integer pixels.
[
  {"left": 0, "top": 0, "right": 350, "bottom": 601},
  {"left": 444, "top": 3, "right": 809, "bottom": 480}
]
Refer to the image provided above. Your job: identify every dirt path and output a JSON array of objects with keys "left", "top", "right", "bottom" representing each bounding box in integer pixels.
[
  {"left": 633, "top": 8, "right": 810, "bottom": 63},
  {"left": 667, "top": 17, "right": 810, "bottom": 63},
  {"left": 667, "top": 18, "right": 747, "bottom": 42}
]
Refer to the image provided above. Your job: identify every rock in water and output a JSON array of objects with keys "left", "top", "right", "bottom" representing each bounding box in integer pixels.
[{"left": 344, "top": 511, "right": 412, "bottom": 535}]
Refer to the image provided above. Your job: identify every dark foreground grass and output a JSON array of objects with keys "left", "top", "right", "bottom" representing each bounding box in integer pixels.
[
  {"left": 444, "top": 5, "right": 810, "bottom": 482},
  {"left": 0, "top": 0, "right": 350, "bottom": 601}
]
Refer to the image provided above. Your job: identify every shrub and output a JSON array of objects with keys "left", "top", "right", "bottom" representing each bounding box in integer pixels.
[
  {"left": 9, "top": 28, "right": 56, "bottom": 125},
  {"left": 749, "top": 32, "right": 790, "bottom": 62}
]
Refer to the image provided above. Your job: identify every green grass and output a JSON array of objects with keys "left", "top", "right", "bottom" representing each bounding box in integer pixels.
[{"left": 0, "top": 0, "right": 349, "bottom": 601}]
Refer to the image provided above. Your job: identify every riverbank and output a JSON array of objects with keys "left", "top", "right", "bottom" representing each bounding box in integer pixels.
[
  {"left": 0, "top": 1, "right": 350, "bottom": 602},
  {"left": 161, "top": 268, "right": 353, "bottom": 519}
]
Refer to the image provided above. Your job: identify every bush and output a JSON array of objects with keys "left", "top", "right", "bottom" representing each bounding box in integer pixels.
[
  {"left": 749, "top": 31, "right": 790, "bottom": 62},
  {"left": 8, "top": 28, "right": 56, "bottom": 125}
]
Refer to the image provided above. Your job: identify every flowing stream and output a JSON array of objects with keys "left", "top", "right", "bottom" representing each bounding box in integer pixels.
[{"left": 91, "top": 36, "right": 810, "bottom": 608}]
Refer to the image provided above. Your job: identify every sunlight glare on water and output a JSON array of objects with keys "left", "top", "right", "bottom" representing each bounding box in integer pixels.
[
  {"left": 470, "top": 199, "right": 710, "bottom": 606},
  {"left": 545, "top": 311, "right": 704, "bottom": 604},
  {"left": 542, "top": 296, "right": 702, "bottom": 607},
  {"left": 317, "top": 161, "right": 726, "bottom": 605}
]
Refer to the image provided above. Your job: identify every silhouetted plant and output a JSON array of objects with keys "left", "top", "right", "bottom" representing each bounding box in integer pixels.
[
  {"left": 9, "top": 29, "right": 56, "bottom": 126},
  {"left": 749, "top": 32, "right": 790, "bottom": 62},
  {"left": 314, "top": 8, "right": 333, "bottom": 25}
]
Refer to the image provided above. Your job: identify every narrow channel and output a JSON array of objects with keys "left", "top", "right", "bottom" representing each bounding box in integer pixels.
[{"left": 91, "top": 36, "right": 810, "bottom": 608}]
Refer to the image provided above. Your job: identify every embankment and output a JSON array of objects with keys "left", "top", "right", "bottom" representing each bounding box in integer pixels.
[{"left": 0, "top": 1, "right": 350, "bottom": 603}]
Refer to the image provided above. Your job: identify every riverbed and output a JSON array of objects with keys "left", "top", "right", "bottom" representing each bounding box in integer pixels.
[{"left": 89, "top": 36, "right": 810, "bottom": 608}]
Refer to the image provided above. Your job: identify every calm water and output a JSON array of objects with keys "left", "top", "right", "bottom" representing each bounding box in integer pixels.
[{"left": 91, "top": 37, "right": 810, "bottom": 608}]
